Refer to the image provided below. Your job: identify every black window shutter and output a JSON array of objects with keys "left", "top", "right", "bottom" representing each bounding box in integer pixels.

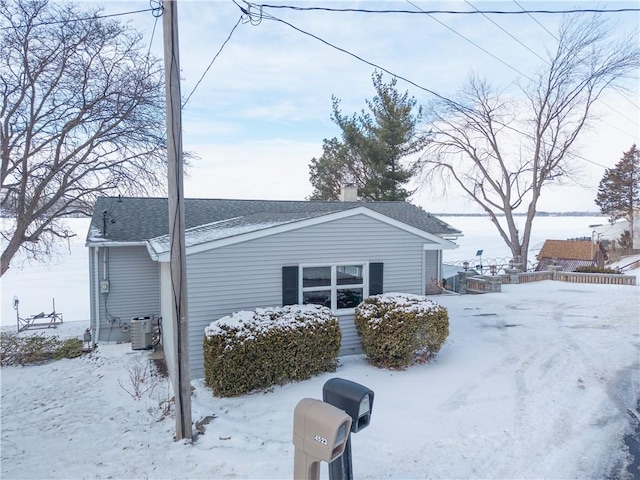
[
  {"left": 282, "top": 266, "right": 299, "bottom": 306},
  {"left": 369, "top": 262, "right": 383, "bottom": 295}
]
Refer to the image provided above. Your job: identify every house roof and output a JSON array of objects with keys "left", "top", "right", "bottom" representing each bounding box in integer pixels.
[
  {"left": 146, "top": 212, "right": 323, "bottom": 254},
  {"left": 86, "top": 197, "right": 462, "bottom": 246},
  {"left": 146, "top": 207, "right": 458, "bottom": 260},
  {"left": 535, "top": 258, "right": 596, "bottom": 272},
  {"left": 537, "top": 240, "right": 597, "bottom": 261}
]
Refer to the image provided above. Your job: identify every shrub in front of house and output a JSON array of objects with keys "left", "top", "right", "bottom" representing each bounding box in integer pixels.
[
  {"left": 0, "top": 332, "right": 86, "bottom": 366},
  {"left": 574, "top": 266, "right": 621, "bottom": 274},
  {"left": 354, "top": 293, "right": 449, "bottom": 369},
  {"left": 203, "top": 305, "right": 341, "bottom": 397}
]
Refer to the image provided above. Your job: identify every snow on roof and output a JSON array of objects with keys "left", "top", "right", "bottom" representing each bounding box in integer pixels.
[
  {"left": 86, "top": 226, "right": 104, "bottom": 242},
  {"left": 147, "top": 212, "right": 319, "bottom": 255}
]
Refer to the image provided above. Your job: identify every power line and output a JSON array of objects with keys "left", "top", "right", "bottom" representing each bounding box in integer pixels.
[
  {"left": 246, "top": 7, "right": 453, "bottom": 104},
  {"left": 509, "top": 0, "right": 639, "bottom": 132},
  {"left": 416, "top": 0, "right": 639, "bottom": 139},
  {"left": 247, "top": 3, "right": 640, "bottom": 15},
  {"left": 241, "top": 5, "right": 612, "bottom": 170},
  {"left": 410, "top": 0, "right": 639, "bottom": 138},
  {"left": 512, "top": 0, "right": 558, "bottom": 40},
  {"left": 422, "top": 0, "right": 637, "bottom": 132},
  {"left": 511, "top": 0, "right": 640, "bottom": 113},
  {"left": 146, "top": 1, "right": 163, "bottom": 61},
  {"left": 464, "top": 0, "right": 547, "bottom": 64},
  {"left": 618, "top": 93, "right": 640, "bottom": 110},
  {"left": 182, "top": 16, "right": 244, "bottom": 109},
  {"left": 407, "top": 0, "right": 534, "bottom": 82},
  {"left": 0, "top": 7, "right": 159, "bottom": 31}
]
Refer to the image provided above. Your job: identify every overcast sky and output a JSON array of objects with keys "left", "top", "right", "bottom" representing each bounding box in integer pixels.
[{"left": 99, "top": 0, "right": 639, "bottom": 213}]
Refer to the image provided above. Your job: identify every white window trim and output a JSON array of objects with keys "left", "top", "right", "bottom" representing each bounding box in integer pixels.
[{"left": 299, "top": 262, "right": 369, "bottom": 313}]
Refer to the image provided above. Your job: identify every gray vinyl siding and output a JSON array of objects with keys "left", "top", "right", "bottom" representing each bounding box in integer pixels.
[
  {"left": 185, "top": 214, "right": 436, "bottom": 378},
  {"left": 91, "top": 246, "right": 160, "bottom": 343}
]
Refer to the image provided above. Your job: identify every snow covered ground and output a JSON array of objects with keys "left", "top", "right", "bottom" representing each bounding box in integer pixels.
[
  {"left": 1, "top": 214, "right": 639, "bottom": 478},
  {"left": 2, "top": 280, "right": 639, "bottom": 479}
]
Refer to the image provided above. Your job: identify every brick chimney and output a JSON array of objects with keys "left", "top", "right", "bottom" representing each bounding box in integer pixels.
[{"left": 339, "top": 184, "right": 358, "bottom": 202}]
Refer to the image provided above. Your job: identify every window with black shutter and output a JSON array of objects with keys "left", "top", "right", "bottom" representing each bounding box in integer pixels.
[
  {"left": 282, "top": 266, "right": 298, "bottom": 306},
  {"left": 282, "top": 262, "right": 383, "bottom": 311}
]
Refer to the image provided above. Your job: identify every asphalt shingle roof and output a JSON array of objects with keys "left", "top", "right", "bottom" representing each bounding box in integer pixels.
[
  {"left": 537, "top": 240, "right": 597, "bottom": 261},
  {"left": 86, "top": 197, "right": 462, "bottom": 244}
]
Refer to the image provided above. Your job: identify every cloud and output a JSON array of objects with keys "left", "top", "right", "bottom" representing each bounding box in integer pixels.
[
  {"left": 100, "top": 0, "right": 639, "bottom": 213},
  {"left": 184, "top": 139, "right": 322, "bottom": 200}
]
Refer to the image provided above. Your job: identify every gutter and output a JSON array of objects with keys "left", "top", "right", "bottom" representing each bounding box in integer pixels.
[
  {"left": 85, "top": 240, "right": 148, "bottom": 248},
  {"left": 146, "top": 241, "right": 160, "bottom": 261}
]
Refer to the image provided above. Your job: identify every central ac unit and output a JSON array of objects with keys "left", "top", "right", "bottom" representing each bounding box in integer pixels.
[{"left": 131, "top": 316, "right": 153, "bottom": 350}]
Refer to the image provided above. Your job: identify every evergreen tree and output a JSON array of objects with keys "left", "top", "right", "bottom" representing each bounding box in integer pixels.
[
  {"left": 595, "top": 145, "right": 640, "bottom": 250},
  {"left": 309, "top": 72, "right": 428, "bottom": 201}
]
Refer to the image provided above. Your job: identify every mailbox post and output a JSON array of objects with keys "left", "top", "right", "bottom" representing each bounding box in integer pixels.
[
  {"left": 292, "top": 398, "right": 352, "bottom": 480},
  {"left": 323, "top": 378, "right": 374, "bottom": 480}
]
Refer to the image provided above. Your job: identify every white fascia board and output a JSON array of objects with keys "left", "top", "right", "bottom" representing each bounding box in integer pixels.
[
  {"left": 356, "top": 208, "right": 459, "bottom": 246},
  {"left": 146, "top": 241, "right": 160, "bottom": 261},
  {"left": 85, "top": 240, "right": 148, "bottom": 248},
  {"left": 424, "top": 240, "right": 458, "bottom": 250},
  {"left": 154, "top": 207, "right": 457, "bottom": 262}
]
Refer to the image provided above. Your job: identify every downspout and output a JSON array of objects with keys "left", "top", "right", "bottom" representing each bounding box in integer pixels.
[
  {"left": 93, "top": 247, "right": 100, "bottom": 347},
  {"left": 422, "top": 248, "right": 426, "bottom": 294}
]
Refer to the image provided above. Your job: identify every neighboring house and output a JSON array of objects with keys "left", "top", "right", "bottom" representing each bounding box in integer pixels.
[
  {"left": 592, "top": 210, "right": 640, "bottom": 249},
  {"left": 85, "top": 196, "right": 461, "bottom": 379},
  {"left": 535, "top": 239, "right": 606, "bottom": 272}
]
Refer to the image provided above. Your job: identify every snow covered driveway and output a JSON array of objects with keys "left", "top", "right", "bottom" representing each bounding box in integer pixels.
[{"left": 1, "top": 281, "right": 638, "bottom": 479}]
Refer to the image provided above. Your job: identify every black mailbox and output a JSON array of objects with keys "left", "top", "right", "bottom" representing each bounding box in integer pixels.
[
  {"left": 322, "top": 378, "right": 374, "bottom": 480},
  {"left": 323, "top": 378, "right": 374, "bottom": 432}
]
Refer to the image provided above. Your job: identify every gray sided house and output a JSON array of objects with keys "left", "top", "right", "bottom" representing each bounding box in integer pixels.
[{"left": 86, "top": 197, "right": 461, "bottom": 379}]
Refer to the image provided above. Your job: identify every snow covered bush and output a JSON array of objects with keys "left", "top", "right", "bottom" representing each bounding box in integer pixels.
[
  {"left": 354, "top": 293, "right": 449, "bottom": 369},
  {"left": 203, "top": 305, "right": 341, "bottom": 397},
  {"left": 574, "top": 266, "right": 621, "bottom": 274}
]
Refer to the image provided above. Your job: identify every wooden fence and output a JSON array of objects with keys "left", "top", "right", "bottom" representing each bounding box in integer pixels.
[
  {"left": 555, "top": 272, "right": 637, "bottom": 285},
  {"left": 466, "top": 277, "right": 485, "bottom": 293},
  {"left": 518, "top": 272, "right": 553, "bottom": 283}
]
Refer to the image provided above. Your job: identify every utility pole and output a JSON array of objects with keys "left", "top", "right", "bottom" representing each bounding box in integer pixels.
[{"left": 162, "top": 0, "right": 192, "bottom": 441}]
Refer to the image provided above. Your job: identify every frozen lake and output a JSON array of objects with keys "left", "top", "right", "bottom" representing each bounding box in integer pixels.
[
  {"left": 0, "top": 214, "right": 612, "bottom": 326},
  {"left": 439, "top": 214, "right": 611, "bottom": 264}
]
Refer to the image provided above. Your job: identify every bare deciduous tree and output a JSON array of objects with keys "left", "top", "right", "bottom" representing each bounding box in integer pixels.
[
  {"left": 420, "top": 14, "right": 639, "bottom": 268},
  {"left": 1, "top": 0, "right": 167, "bottom": 276}
]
